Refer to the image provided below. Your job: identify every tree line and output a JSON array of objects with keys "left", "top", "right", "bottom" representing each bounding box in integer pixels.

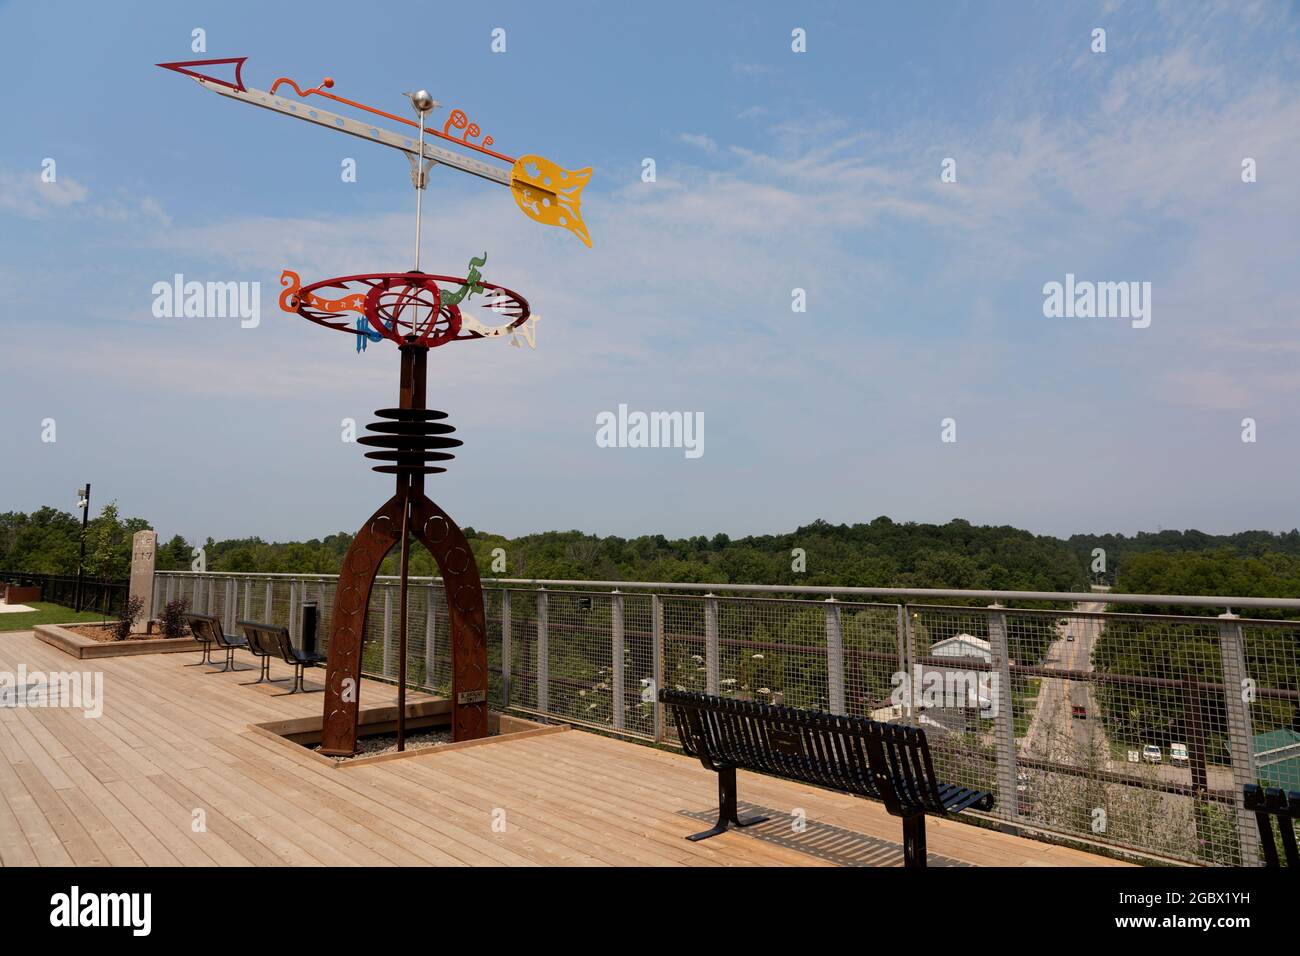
[{"left": 5, "top": 504, "right": 1300, "bottom": 597}]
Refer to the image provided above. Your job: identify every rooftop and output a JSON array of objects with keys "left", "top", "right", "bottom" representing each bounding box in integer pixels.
[{"left": 0, "top": 628, "right": 1121, "bottom": 867}]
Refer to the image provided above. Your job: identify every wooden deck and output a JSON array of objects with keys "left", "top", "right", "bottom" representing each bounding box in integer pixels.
[{"left": 0, "top": 629, "right": 1127, "bottom": 867}]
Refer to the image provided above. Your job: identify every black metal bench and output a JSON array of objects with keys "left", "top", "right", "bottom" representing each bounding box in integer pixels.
[
  {"left": 185, "top": 613, "right": 251, "bottom": 672},
  {"left": 237, "top": 620, "right": 290, "bottom": 686},
  {"left": 269, "top": 624, "right": 325, "bottom": 695},
  {"left": 660, "top": 689, "right": 994, "bottom": 867},
  {"left": 1245, "top": 784, "right": 1299, "bottom": 867},
  {"left": 182, "top": 612, "right": 221, "bottom": 667}
]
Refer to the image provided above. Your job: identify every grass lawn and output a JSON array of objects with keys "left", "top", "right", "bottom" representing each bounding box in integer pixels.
[{"left": 0, "top": 601, "right": 111, "bottom": 633}]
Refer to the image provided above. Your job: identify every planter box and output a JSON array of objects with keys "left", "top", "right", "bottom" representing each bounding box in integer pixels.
[
  {"left": 34, "top": 623, "right": 203, "bottom": 660},
  {"left": 3, "top": 585, "right": 41, "bottom": 604},
  {"left": 248, "top": 698, "right": 568, "bottom": 769}
]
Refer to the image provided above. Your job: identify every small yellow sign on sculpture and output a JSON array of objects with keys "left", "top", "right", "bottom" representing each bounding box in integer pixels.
[{"left": 511, "top": 155, "right": 593, "bottom": 248}]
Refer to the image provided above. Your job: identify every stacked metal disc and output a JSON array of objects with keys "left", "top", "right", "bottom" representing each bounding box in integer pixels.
[{"left": 357, "top": 408, "right": 462, "bottom": 475}]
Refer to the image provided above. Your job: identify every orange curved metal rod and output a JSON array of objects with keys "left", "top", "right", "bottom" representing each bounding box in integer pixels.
[{"left": 269, "top": 75, "right": 517, "bottom": 165}]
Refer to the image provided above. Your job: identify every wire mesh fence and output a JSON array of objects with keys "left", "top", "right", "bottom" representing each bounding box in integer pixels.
[{"left": 154, "top": 571, "right": 1300, "bottom": 866}]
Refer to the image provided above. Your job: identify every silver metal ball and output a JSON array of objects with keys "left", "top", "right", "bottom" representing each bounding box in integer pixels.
[{"left": 410, "top": 89, "right": 434, "bottom": 114}]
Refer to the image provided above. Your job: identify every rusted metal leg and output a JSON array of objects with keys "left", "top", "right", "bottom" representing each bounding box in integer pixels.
[
  {"left": 902, "top": 813, "right": 928, "bottom": 868},
  {"left": 410, "top": 495, "right": 488, "bottom": 742},
  {"left": 318, "top": 495, "right": 403, "bottom": 756},
  {"left": 396, "top": 495, "right": 412, "bottom": 751}
]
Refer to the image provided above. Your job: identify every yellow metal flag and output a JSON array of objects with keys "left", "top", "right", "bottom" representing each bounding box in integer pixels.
[{"left": 511, "top": 155, "right": 593, "bottom": 248}]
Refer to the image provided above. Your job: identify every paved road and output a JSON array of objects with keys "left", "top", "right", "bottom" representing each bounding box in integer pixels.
[
  {"left": 1015, "top": 602, "right": 1238, "bottom": 859},
  {"left": 1020, "top": 601, "right": 1109, "bottom": 762}
]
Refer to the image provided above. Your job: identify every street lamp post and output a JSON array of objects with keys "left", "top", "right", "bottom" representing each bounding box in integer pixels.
[{"left": 74, "top": 483, "right": 90, "bottom": 612}]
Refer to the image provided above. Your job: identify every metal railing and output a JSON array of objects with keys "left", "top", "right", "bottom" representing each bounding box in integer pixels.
[
  {"left": 1, "top": 570, "right": 129, "bottom": 617},
  {"left": 154, "top": 571, "right": 1300, "bottom": 866}
]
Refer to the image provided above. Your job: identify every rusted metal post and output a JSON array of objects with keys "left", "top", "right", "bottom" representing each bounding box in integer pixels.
[
  {"left": 319, "top": 344, "right": 488, "bottom": 755},
  {"left": 396, "top": 498, "right": 411, "bottom": 751}
]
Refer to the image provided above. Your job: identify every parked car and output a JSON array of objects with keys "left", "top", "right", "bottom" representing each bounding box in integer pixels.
[
  {"left": 1169, "top": 743, "right": 1189, "bottom": 766},
  {"left": 1142, "top": 744, "right": 1162, "bottom": 764},
  {"left": 1066, "top": 634, "right": 1075, "bottom": 642},
  {"left": 1071, "top": 704, "right": 1087, "bottom": 719}
]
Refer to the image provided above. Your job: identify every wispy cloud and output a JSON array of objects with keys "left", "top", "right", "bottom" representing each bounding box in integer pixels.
[
  {"left": 0, "top": 166, "right": 87, "bottom": 217},
  {"left": 678, "top": 132, "right": 718, "bottom": 154}
]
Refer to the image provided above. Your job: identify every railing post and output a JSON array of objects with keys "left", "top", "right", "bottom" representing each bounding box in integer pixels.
[
  {"left": 425, "top": 582, "right": 437, "bottom": 689},
  {"left": 1219, "top": 612, "right": 1261, "bottom": 866},
  {"left": 289, "top": 578, "right": 298, "bottom": 640},
  {"left": 704, "top": 593, "right": 720, "bottom": 696},
  {"left": 226, "top": 577, "right": 236, "bottom": 631},
  {"left": 166, "top": 575, "right": 175, "bottom": 608},
  {"left": 317, "top": 582, "right": 327, "bottom": 647},
  {"left": 537, "top": 588, "right": 549, "bottom": 713},
  {"left": 825, "top": 597, "right": 845, "bottom": 715},
  {"left": 901, "top": 605, "right": 915, "bottom": 719},
  {"left": 652, "top": 593, "right": 664, "bottom": 742},
  {"left": 987, "top": 604, "right": 1018, "bottom": 823},
  {"left": 243, "top": 580, "right": 252, "bottom": 623},
  {"left": 501, "top": 589, "right": 512, "bottom": 707},
  {"left": 383, "top": 586, "right": 393, "bottom": 677},
  {"left": 612, "top": 590, "right": 625, "bottom": 731},
  {"left": 263, "top": 580, "right": 272, "bottom": 622}
]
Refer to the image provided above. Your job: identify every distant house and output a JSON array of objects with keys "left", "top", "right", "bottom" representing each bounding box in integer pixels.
[
  {"left": 885, "top": 633, "right": 997, "bottom": 729},
  {"left": 870, "top": 703, "right": 956, "bottom": 735},
  {"left": 929, "top": 633, "right": 992, "bottom": 664},
  {"left": 1253, "top": 729, "right": 1300, "bottom": 792}
]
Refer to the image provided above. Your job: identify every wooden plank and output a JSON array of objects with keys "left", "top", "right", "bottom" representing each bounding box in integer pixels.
[
  {"left": 0, "top": 785, "right": 40, "bottom": 866},
  {"left": 148, "top": 774, "right": 287, "bottom": 867},
  {"left": 383, "top": 752, "right": 696, "bottom": 867},
  {"left": 0, "top": 629, "right": 1133, "bottom": 867},
  {"left": 445, "top": 736, "right": 825, "bottom": 866}
]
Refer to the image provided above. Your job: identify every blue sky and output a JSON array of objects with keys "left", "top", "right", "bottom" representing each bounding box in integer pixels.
[{"left": 1, "top": 0, "right": 1299, "bottom": 545}]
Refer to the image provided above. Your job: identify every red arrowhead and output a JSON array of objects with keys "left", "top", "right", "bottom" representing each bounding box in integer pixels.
[{"left": 156, "top": 56, "right": 248, "bottom": 92}]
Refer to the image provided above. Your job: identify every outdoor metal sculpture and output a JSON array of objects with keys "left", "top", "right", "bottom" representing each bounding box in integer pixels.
[{"left": 160, "top": 56, "right": 590, "bottom": 754}]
